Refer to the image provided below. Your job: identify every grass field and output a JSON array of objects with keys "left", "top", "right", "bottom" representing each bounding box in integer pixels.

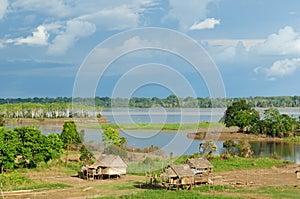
[
  {"left": 97, "top": 185, "right": 300, "bottom": 199},
  {"left": 97, "top": 122, "right": 224, "bottom": 131}
]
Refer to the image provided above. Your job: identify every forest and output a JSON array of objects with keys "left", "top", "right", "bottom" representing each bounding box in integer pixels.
[{"left": 0, "top": 95, "right": 300, "bottom": 108}]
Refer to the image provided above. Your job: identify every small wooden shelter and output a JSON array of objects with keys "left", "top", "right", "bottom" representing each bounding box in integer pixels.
[
  {"left": 161, "top": 164, "right": 194, "bottom": 190},
  {"left": 80, "top": 154, "right": 127, "bottom": 180},
  {"left": 92, "top": 154, "right": 127, "bottom": 177},
  {"left": 186, "top": 158, "right": 213, "bottom": 175},
  {"left": 185, "top": 158, "right": 213, "bottom": 184}
]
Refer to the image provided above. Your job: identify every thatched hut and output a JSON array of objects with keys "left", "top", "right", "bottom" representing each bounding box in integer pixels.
[
  {"left": 90, "top": 154, "right": 127, "bottom": 179},
  {"left": 161, "top": 164, "right": 194, "bottom": 190},
  {"left": 186, "top": 158, "right": 213, "bottom": 184},
  {"left": 186, "top": 158, "right": 213, "bottom": 175}
]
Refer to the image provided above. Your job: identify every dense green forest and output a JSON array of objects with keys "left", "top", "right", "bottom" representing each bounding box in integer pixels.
[{"left": 0, "top": 95, "right": 300, "bottom": 108}]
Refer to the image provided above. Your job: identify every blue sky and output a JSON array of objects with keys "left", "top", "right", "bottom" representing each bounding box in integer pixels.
[{"left": 1, "top": 0, "right": 300, "bottom": 98}]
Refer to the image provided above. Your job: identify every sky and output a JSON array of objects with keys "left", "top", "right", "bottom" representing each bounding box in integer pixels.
[{"left": 1, "top": 0, "right": 300, "bottom": 98}]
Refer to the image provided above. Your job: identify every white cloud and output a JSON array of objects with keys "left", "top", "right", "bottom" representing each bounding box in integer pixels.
[
  {"left": 252, "top": 26, "right": 300, "bottom": 55},
  {"left": 6, "top": 25, "right": 49, "bottom": 46},
  {"left": 12, "top": 0, "right": 71, "bottom": 17},
  {"left": 190, "top": 18, "right": 220, "bottom": 30},
  {"left": 0, "top": 0, "right": 8, "bottom": 20},
  {"left": 164, "top": 0, "right": 218, "bottom": 30},
  {"left": 76, "top": 5, "right": 140, "bottom": 31},
  {"left": 47, "top": 20, "right": 96, "bottom": 55},
  {"left": 255, "top": 58, "right": 300, "bottom": 79}
]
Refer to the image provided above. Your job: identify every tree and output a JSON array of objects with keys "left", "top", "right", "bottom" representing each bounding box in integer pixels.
[
  {"left": 79, "top": 145, "right": 94, "bottom": 163},
  {"left": 0, "top": 128, "right": 20, "bottom": 173},
  {"left": 251, "top": 108, "right": 298, "bottom": 137},
  {"left": 102, "top": 127, "right": 126, "bottom": 147},
  {"left": 43, "top": 134, "right": 64, "bottom": 161},
  {"left": 60, "top": 121, "right": 81, "bottom": 148},
  {"left": 14, "top": 126, "right": 64, "bottom": 168},
  {"left": 223, "top": 140, "right": 236, "bottom": 156},
  {"left": 222, "top": 100, "right": 260, "bottom": 132},
  {"left": 237, "top": 140, "right": 253, "bottom": 158},
  {"left": 199, "top": 140, "right": 217, "bottom": 156},
  {"left": 0, "top": 114, "right": 5, "bottom": 126}
]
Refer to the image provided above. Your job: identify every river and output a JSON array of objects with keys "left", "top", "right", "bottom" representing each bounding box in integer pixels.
[{"left": 42, "top": 107, "right": 300, "bottom": 164}]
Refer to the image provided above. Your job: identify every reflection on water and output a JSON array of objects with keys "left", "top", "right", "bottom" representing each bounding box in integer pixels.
[{"left": 250, "top": 141, "right": 300, "bottom": 164}]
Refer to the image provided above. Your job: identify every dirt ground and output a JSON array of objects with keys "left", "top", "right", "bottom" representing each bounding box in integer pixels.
[{"left": 2, "top": 164, "right": 299, "bottom": 199}]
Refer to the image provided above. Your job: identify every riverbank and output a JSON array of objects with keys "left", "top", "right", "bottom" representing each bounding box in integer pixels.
[{"left": 188, "top": 127, "right": 300, "bottom": 143}]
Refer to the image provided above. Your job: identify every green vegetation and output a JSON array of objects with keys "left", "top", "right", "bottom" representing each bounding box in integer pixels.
[
  {"left": 223, "top": 100, "right": 299, "bottom": 138},
  {"left": 0, "top": 173, "right": 32, "bottom": 190},
  {"left": 97, "top": 185, "right": 300, "bottom": 199},
  {"left": 1, "top": 95, "right": 300, "bottom": 108},
  {"left": 99, "top": 122, "right": 223, "bottom": 131},
  {"left": 222, "top": 99, "right": 260, "bottom": 132},
  {"left": 174, "top": 155, "right": 287, "bottom": 172},
  {"left": 209, "top": 156, "right": 287, "bottom": 172},
  {"left": 199, "top": 140, "right": 217, "bottom": 156},
  {"left": 102, "top": 127, "right": 127, "bottom": 147},
  {"left": 0, "top": 126, "right": 63, "bottom": 172},
  {"left": 60, "top": 121, "right": 82, "bottom": 148},
  {"left": 251, "top": 108, "right": 299, "bottom": 137}
]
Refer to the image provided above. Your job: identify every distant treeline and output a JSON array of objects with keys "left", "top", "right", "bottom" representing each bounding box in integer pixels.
[{"left": 0, "top": 95, "right": 300, "bottom": 108}]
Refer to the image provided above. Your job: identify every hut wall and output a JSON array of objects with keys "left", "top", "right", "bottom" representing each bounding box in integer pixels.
[
  {"left": 102, "top": 167, "right": 126, "bottom": 175},
  {"left": 297, "top": 172, "right": 300, "bottom": 179},
  {"left": 181, "top": 177, "right": 194, "bottom": 185}
]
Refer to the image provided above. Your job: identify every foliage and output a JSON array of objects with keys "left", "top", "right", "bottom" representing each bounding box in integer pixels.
[
  {"left": 0, "top": 114, "right": 5, "bottom": 126},
  {"left": 209, "top": 156, "right": 287, "bottom": 172},
  {"left": 0, "top": 126, "right": 64, "bottom": 172},
  {"left": 102, "top": 127, "right": 126, "bottom": 147},
  {"left": 60, "top": 121, "right": 82, "bottom": 148},
  {"left": 15, "top": 126, "right": 63, "bottom": 168},
  {"left": 0, "top": 127, "right": 20, "bottom": 173},
  {"left": 103, "top": 144, "right": 127, "bottom": 159},
  {"left": 222, "top": 140, "right": 237, "bottom": 156},
  {"left": 222, "top": 100, "right": 260, "bottom": 132},
  {"left": 0, "top": 173, "right": 32, "bottom": 190},
  {"left": 199, "top": 140, "right": 217, "bottom": 156},
  {"left": 79, "top": 145, "right": 94, "bottom": 163},
  {"left": 251, "top": 108, "right": 299, "bottom": 137},
  {"left": 237, "top": 140, "right": 253, "bottom": 158}
]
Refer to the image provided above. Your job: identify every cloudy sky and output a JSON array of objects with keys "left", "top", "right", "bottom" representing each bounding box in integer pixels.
[{"left": 1, "top": 0, "right": 300, "bottom": 98}]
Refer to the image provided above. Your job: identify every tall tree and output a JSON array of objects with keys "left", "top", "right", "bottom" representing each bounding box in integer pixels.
[
  {"left": 102, "top": 127, "right": 126, "bottom": 147},
  {"left": 0, "top": 128, "right": 20, "bottom": 173},
  {"left": 222, "top": 100, "right": 260, "bottom": 132},
  {"left": 60, "top": 121, "right": 81, "bottom": 148}
]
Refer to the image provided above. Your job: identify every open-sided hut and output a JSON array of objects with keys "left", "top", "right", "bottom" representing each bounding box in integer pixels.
[
  {"left": 161, "top": 164, "right": 194, "bottom": 190},
  {"left": 186, "top": 158, "right": 213, "bottom": 175},
  {"left": 90, "top": 154, "right": 127, "bottom": 179},
  {"left": 186, "top": 158, "right": 213, "bottom": 184}
]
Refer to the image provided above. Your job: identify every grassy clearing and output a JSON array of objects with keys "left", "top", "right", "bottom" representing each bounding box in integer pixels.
[
  {"left": 97, "top": 122, "right": 223, "bottom": 131},
  {"left": 0, "top": 172, "right": 71, "bottom": 191},
  {"left": 173, "top": 155, "right": 288, "bottom": 172},
  {"left": 0, "top": 173, "right": 33, "bottom": 190},
  {"left": 97, "top": 185, "right": 300, "bottom": 199},
  {"left": 15, "top": 183, "right": 72, "bottom": 191},
  {"left": 210, "top": 156, "right": 288, "bottom": 172}
]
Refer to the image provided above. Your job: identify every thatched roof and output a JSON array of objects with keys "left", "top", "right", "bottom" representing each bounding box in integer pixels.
[
  {"left": 162, "top": 164, "right": 194, "bottom": 178},
  {"left": 186, "top": 158, "right": 213, "bottom": 170},
  {"left": 90, "top": 154, "right": 127, "bottom": 168}
]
